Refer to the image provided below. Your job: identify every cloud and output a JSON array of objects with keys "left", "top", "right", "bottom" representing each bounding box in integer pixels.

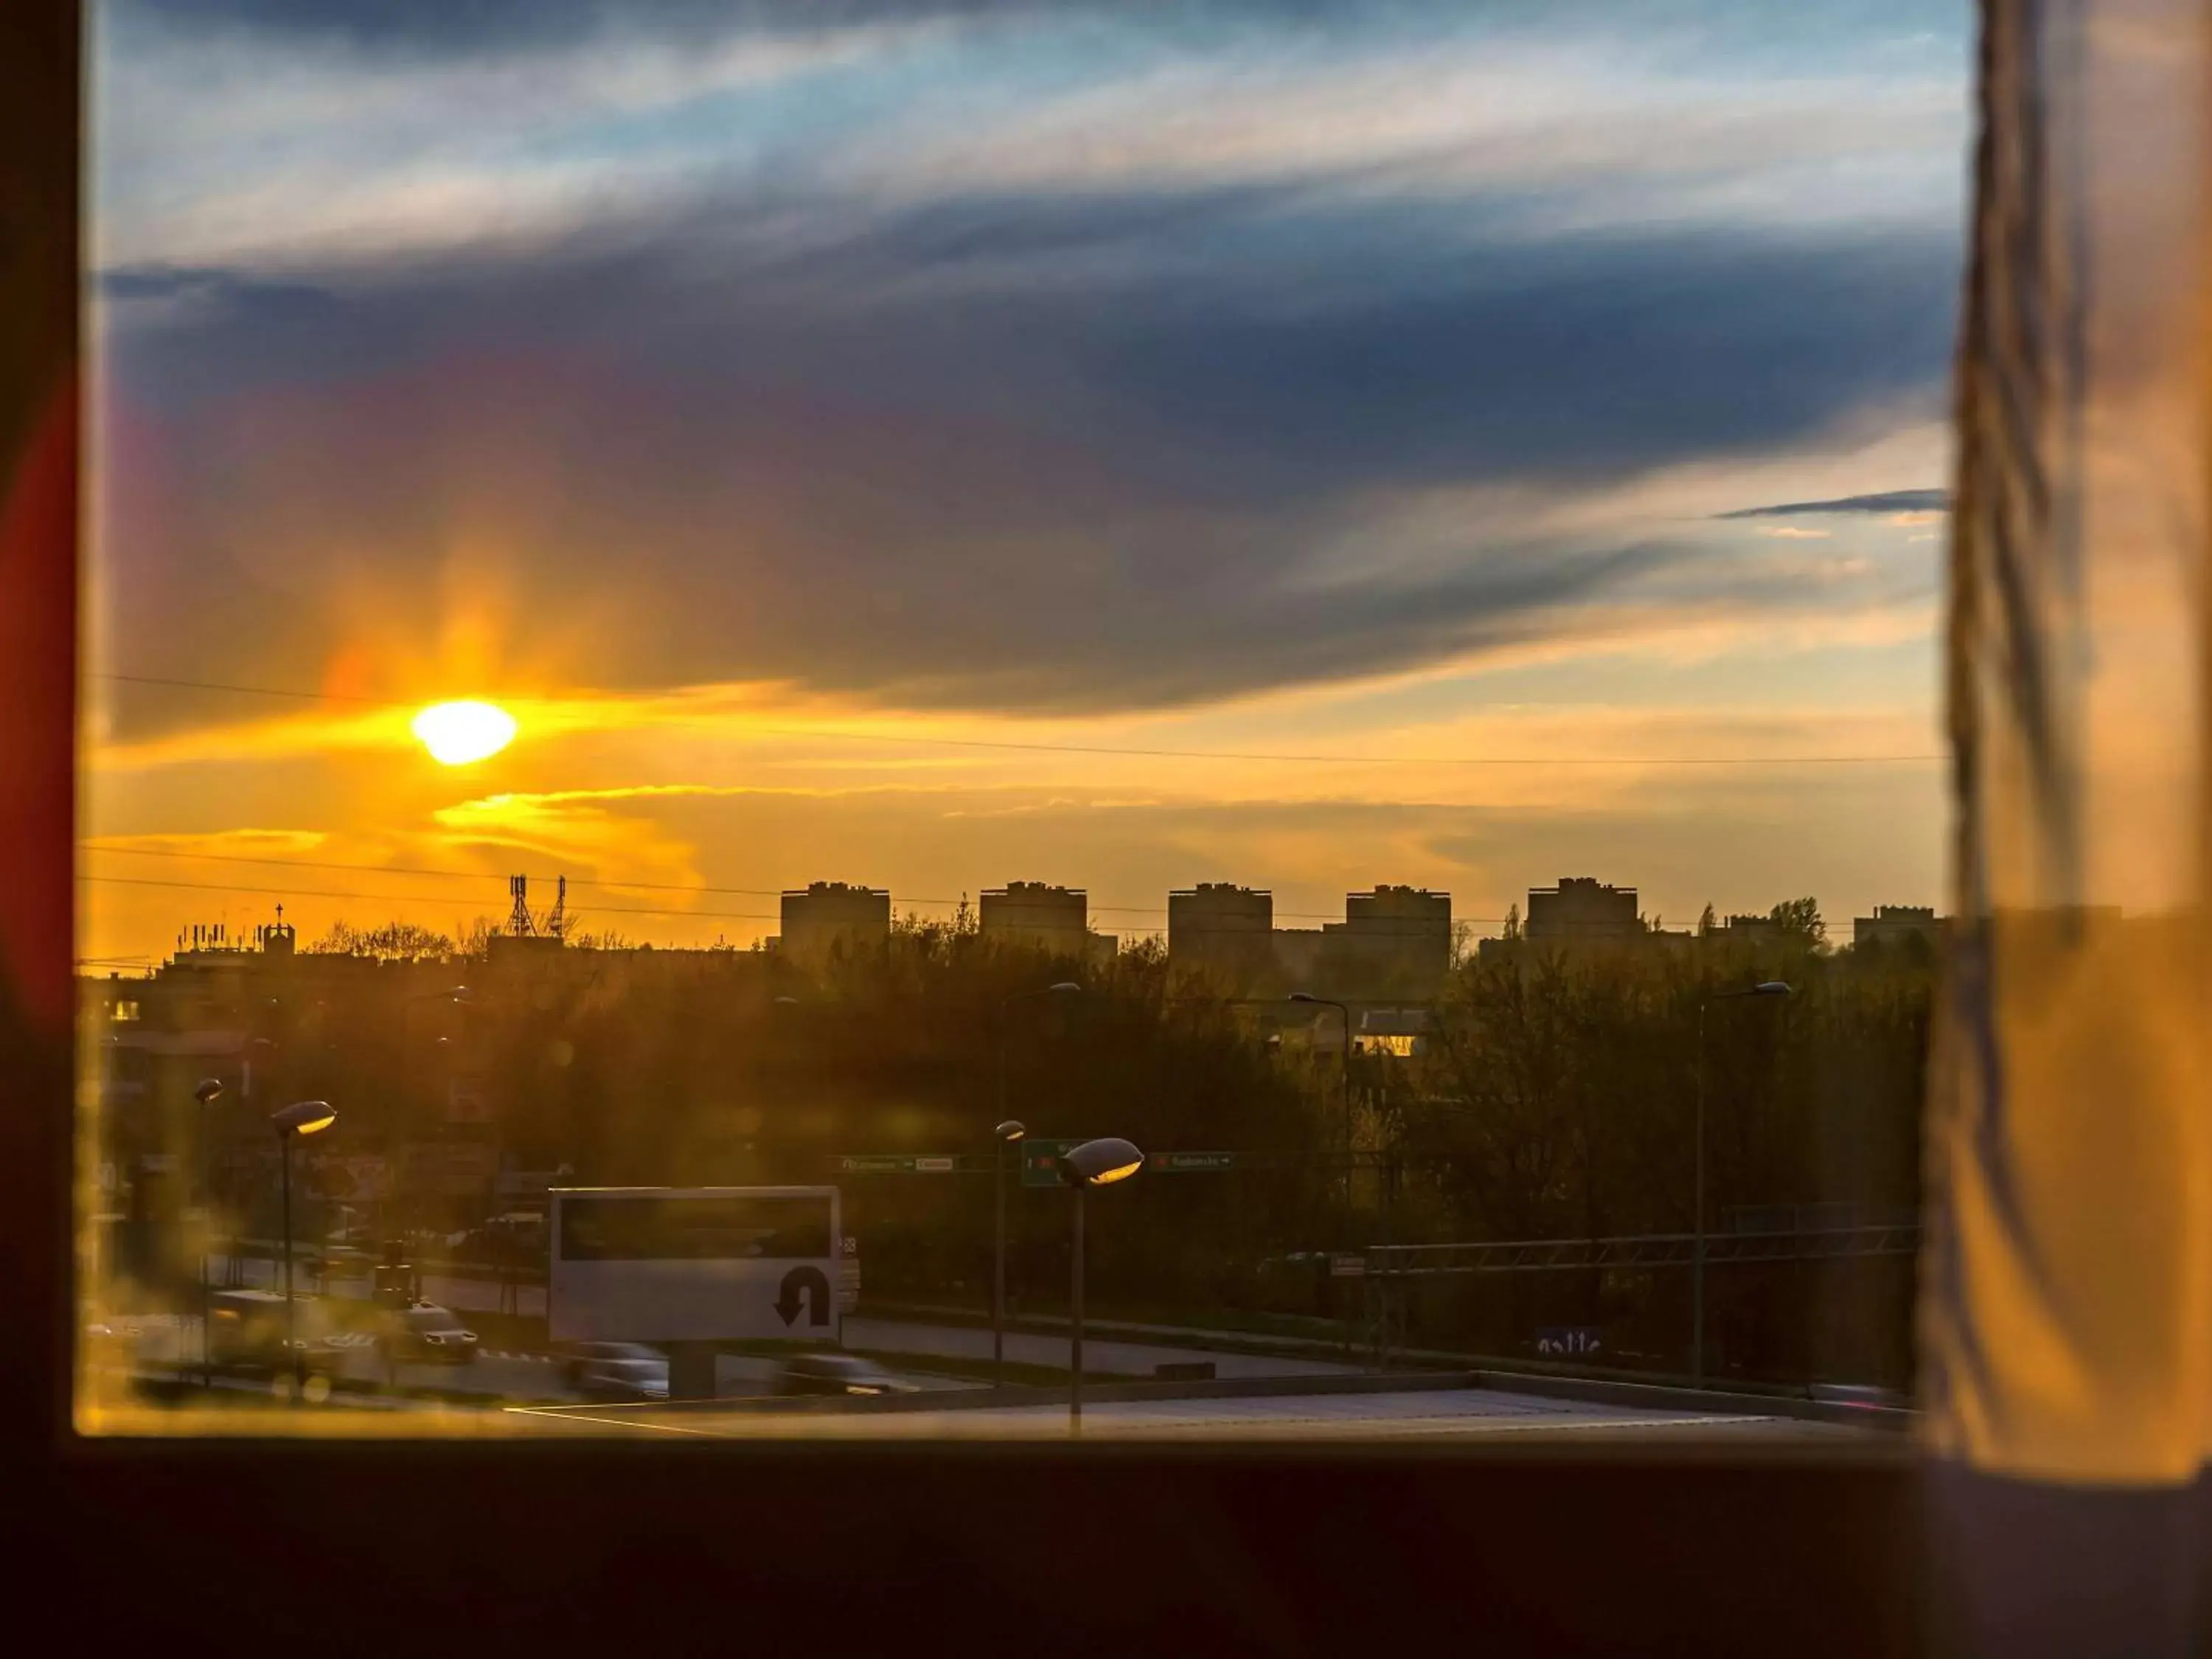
[
  {"left": 95, "top": 203, "right": 1958, "bottom": 724},
  {"left": 1720, "top": 487, "right": 1951, "bottom": 518},
  {"left": 91, "top": 0, "right": 1966, "bottom": 740},
  {"left": 1758, "top": 526, "right": 1832, "bottom": 540}
]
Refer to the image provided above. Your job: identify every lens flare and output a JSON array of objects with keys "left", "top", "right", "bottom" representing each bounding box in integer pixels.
[{"left": 411, "top": 700, "right": 518, "bottom": 766}]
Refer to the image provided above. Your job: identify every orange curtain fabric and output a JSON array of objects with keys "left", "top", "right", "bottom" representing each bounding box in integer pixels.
[{"left": 1930, "top": 0, "right": 2212, "bottom": 1486}]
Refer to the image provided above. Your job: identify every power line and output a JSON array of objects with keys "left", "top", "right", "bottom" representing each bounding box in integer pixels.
[
  {"left": 77, "top": 841, "right": 798, "bottom": 900},
  {"left": 80, "top": 875, "right": 1511, "bottom": 945},
  {"left": 76, "top": 872, "right": 782, "bottom": 925},
  {"left": 74, "top": 841, "right": 1499, "bottom": 921},
  {"left": 91, "top": 672, "right": 1945, "bottom": 768}
]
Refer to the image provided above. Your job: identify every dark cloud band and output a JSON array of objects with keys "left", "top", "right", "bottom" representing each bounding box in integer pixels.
[{"left": 1720, "top": 489, "right": 1950, "bottom": 518}]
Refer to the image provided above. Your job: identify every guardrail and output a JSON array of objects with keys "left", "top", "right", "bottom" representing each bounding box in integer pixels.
[{"left": 1367, "top": 1225, "right": 1922, "bottom": 1276}]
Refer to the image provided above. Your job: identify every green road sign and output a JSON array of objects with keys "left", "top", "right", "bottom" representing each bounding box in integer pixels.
[
  {"left": 1018, "top": 1144, "right": 1239, "bottom": 1183},
  {"left": 1151, "top": 1151, "right": 1236, "bottom": 1173},
  {"left": 836, "top": 1154, "right": 972, "bottom": 1175},
  {"left": 1019, "top": 1138, "right": 1084, "bottom": 1188}
]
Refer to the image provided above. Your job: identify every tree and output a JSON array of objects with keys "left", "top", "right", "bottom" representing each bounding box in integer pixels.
[
  {"left": 1400, "top": 932, "right": 1930, "bottom": 1380},
  {"left": 304, "top": 919, "right": 453, "bottom": 960},
  {"left": 1699, "top": 903, "right": 1718, "bottom": 936},
  {"left": 1768, "top": 896, "right": 1826, "bottom": 946},
  {"left": 566, "top": 926, "right": 634, "bottom": 951}
]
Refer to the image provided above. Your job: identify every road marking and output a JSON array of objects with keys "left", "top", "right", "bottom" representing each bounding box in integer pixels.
[{"left": 503, "top": 1405, "right": 722, "bottom": 1436}]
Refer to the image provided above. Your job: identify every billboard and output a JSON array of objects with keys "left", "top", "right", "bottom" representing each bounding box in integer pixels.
[{"left": 548, "top": 1186, "right": 841, "bottom": 1343}]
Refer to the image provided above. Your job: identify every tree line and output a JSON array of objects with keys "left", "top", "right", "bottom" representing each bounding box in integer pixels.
[{"left": 282, "top": 902, "right": 1931, "bottom": 1384}]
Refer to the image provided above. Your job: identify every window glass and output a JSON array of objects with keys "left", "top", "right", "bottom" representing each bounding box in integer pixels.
[{"left": 78, "top": 0, "right": 1970, "bottom": 1439}]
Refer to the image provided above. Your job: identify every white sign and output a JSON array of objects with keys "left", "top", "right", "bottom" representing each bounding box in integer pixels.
[
  {"left": 548, "top": 1186, "right": 842, "bottom": 1344},
  {"left": 1329, "top": 1253, "right": 1368, "bottom": 1278},
  {"left": 914, "top": 1157, "right": 955, "bottom": 1173}
]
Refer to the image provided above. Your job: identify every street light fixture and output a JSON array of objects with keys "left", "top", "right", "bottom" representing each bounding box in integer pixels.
[
  {"left": 1694, "top": 981, "right": 1791, "bottom": 1388},
  {"left": 271, "top": 1099, "right": 337, "bottom": 1400},
  {"left": 1058, "top": 1135, "right": 1144, "bottom": 1433},
  {"left": 192, "top": 1078, "right": 223, "bottom": 1385},
  {"left": 992, "top": 1119, "right": 1026, "bottom": 1386}
]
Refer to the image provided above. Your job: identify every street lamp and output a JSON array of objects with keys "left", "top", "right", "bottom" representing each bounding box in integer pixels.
[
  {"left": 1694, "top": 981, "right": 1791, "bottom": 1388},
  {"left": 997, "top": 981, "right": 1082, "bottom": 1126},
  {"left": 992, "top": 1119, "right": 1026, "bottom": 1386},
  {"left": 192, "top": 1078, "right": 223, "bottom": 1385},
  {"left": 1058, "top": 1135, "right": 1144, "bottom": 1433},
  {"left": 401, "top": 985, "right": 470, "bottom": 1244},
  {"left": 271, "top": 1098, "right": 337, "bottom": 1399},
  {"left": 1290, "top": 992, "right": 1355, "bottom": 1237},
  {"left": 242, "top": 1020, "right": 278, "bottom": 1103}
]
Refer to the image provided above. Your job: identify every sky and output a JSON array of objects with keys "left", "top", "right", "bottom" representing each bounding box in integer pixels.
[{"left": 80, "top": 0, "right": 1972, "bottom": 967}]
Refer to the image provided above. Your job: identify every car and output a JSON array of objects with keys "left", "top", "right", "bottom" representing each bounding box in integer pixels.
[
  {"left": 558, "top": 1342, "right": 669, "bottom": 1402},
  {"left": 769, "top": 1353, "right": 919, "bottom": 1398},
  {"left": 206, "top": 1290, "right": 350, "bottom": 1382},
  {"left": 378, "top": 1301, "right": 480, "bottom": 1365}
]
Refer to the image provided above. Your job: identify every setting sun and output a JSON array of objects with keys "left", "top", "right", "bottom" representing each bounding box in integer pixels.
[{"left": 411, "top": 700, "right": 518, "bottom": 765}]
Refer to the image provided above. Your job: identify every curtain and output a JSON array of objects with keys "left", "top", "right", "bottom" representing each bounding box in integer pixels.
[{"left": 1931, "top": 0, "right": 2212, "bottom": 1647}]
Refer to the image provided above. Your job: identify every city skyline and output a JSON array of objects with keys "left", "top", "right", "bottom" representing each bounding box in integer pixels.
[{"left": 93, "top": 865, "right": 1933, "bottom": 977}]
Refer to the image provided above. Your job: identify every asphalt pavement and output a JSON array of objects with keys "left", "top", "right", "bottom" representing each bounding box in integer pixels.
[
  {"left": 844, "top": 1315, "right": 1357, "bottom": 1378},
  {"left": 509, "top": 1385, "right": 1873, "bottom": 1441},
  {"left": 110, "top": 1312, "right": 570, "bottom": 1402}
]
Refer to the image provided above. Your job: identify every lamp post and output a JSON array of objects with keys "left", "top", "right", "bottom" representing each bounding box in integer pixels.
[
  {"left": 1290, "top": 990, "right": 1360, "bottom": 1354},
  {"left": 1694, "top": 981, "right": 1791, "bottom": 1387},
  {"left": 235, "top": 1033, "right": 276, "bottom": 1286},
  {"left": 992, "top": 1119, "right": 1026, "bottom": 1386},
  {"left": 402, "top": 985, "right": 470, "bottom": 1243},
  {"left": 1057, "top": 1136, "right": 1144, "bottom": 1434},
  {"left": 271, "top": 1099, "right": 337, "bottom": 1399},
  {"left": 192, "top": 1078, "right": 223, "bottom": 1385},
  {"left": 996, "top": 982, "right": 1082, "bottom": 1129},
  {"left": 1289, "top": 992, "right": 1354, "bottom": 1233},
  {"left": 992, "top": 982, "right": 1079, "bottom": 1380}
]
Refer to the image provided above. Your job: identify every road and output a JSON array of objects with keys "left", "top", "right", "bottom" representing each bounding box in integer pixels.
[
  {"left": 845, "top": 1316, "right": 1357, "bottom": 1379},
  {"left": 108, "top": 1312, "right": 571, "bottom": 1402},
  {"left": 97, "top": 1312, "right": 981, "bottom": 1407},
  {"left": 201, "top": 1257, "right": 1353, "bottom": 1381},
  {"left": 209, "top": 1253, "right": 547, "bottom": 1319},
  {"left": 509, "top": 1385, "right": 1874, "bottom": 1441}
]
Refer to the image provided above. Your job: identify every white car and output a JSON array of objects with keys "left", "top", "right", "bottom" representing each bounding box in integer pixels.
[{"left": 379, "top": 1301, "right": 480, "bottom": 1365}]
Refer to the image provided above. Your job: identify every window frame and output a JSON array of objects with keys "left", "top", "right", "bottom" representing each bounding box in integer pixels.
[{"left": 0, "top": 6, "right": 1923, "bottom": 1649}]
